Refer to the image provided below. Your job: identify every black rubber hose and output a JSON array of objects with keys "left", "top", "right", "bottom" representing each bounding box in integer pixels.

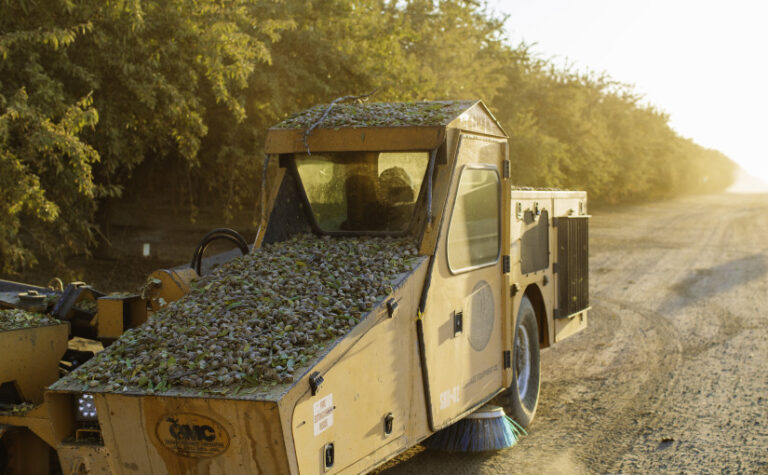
[
  {"left": 191, "top": 228, "right": 248, "bottom": 266},
  {"left": 191, "top": 229, "right": 249, "bottom": 274},
  {"left": 192, "top": 234, "right": 248, "bottom": 276},
  {"left": 190, "top": 228, "right": 249, "bottom": 276}
]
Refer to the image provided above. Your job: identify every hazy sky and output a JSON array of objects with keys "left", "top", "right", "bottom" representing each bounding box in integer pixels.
[{"left": 486, "top": 0, "right": 768, "bottom": 183}]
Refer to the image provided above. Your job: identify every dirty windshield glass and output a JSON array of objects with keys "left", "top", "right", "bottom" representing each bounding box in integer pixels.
[{"left": 295, "top": 152, "right": 429, "bottom": 233}]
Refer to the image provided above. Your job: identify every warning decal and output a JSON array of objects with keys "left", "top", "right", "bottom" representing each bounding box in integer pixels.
[{"left": 313, "top": 393, "right": 334, "bottom": 436}]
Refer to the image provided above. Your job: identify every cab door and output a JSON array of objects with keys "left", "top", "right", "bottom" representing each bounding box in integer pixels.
[{"left": 421, "top": 133, "right": 507, "bottom": 429}]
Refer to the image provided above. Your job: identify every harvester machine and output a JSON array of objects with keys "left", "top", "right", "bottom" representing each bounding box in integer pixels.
[{"left": 42, "top": 100, "right": 589, "bottom": 474}]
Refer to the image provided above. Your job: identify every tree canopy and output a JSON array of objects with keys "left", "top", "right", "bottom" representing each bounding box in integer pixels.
[{"left": 0, "top": 0, "right": 737, "bottom": 273}]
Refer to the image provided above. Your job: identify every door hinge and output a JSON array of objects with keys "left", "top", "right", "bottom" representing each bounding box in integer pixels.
[
  {"left": 502, "top": 255, "right": 510, "bottom": 274},
  {"left": 309, "top": 372, "right": 324, "bottom": 396},
  {"left": 386, "top": 298, "right": 398, "bottom": 318},
  {"left": 503, "top": 350, "right": 511, "bottom": 369},
  {"left": 502, "top": 159, "right": 510, "bottom": 179},
  {"left": 553, "top": 262, "right": 559, "bottom": 273}
]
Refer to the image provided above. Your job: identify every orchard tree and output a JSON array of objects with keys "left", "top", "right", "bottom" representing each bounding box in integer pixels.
[
  {"left": 0, "top": 0, "right": 292, "bottom": 273},
  {"left": 0, "top": 0, "right": 736, "bottom": 274}
]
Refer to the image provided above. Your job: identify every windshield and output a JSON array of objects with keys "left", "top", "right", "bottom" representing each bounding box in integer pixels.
[{"left": 295, "top": 151, "right": 429, "bottom": 233}]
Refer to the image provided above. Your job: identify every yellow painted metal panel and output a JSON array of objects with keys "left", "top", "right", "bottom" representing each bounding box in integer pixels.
[
  {"left": 0, "top": 403, "right": 56, "bottom": 447},
  {"left": 508, "top": 189, "right": 589, "bottom": 348},
  {"left": 91, "top": 393, "right": 290, "bottom": 475},
  {"left": 56, "top": 444, "right": 112, "bottom": 475},
  {"left": 97, "top": 298, "right": 124, "bottom": 340},
  {"left": 447, "top": 102, "right": 508, "bottom": 138},
  {"left": 421, "top": 134, "right": 507, "bottom": 429},
  {"left": 0, "top": 323, "right": 68, "bottom": 403},
  {"left": 555, "top": 310, "right": 589, "bottom": 342},
  {"left": 289, "top": 261, "right": 428, "bottom": 474},
  {"left": 146, "top": 268, "right": 198, "bottom": 311},
  {"left": 265, "top": 127, "right": 445, "bottom": 154}
]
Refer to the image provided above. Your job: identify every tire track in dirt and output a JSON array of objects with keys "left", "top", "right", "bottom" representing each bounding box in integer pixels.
[
  {"left": 609, "top": 196, "right": 768, "bottom": 473},
  {"left": 593, "top": 297, "right": 684, "bottom": 472}
]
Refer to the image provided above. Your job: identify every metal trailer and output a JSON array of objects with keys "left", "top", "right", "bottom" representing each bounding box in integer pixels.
[{"left": 1, "top": 267, "right": 198, "bottom": 473}]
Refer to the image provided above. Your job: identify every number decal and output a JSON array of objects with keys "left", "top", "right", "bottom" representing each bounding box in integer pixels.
[{"left": 439, "top": 386, "right": 460, "bottom": 410}]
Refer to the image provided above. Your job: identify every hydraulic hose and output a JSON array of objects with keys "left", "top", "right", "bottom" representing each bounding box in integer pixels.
[{"left": 190, "top": 228, "right": 249, "bottom": 276}]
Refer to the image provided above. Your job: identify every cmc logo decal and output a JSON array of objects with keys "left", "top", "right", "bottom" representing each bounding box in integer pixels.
[{"left": 156, "top": 413, "right": 230, "bottom": 458}]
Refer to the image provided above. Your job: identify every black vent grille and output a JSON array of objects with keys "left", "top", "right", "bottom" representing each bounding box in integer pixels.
[
  {"left": 521, "top": 210, "right": 550, "bottom": 274},
  {"left": 555, "top": 217, "right": 589, "bottom": 318}
]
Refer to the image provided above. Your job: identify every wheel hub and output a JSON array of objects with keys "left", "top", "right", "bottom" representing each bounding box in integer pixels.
[{"left": 516, "top": 325, "right": 531, "bottom": 400}]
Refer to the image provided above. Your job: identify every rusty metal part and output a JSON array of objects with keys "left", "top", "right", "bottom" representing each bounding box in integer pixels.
[
  {"left": 142, "top": 268, "right": 198, "bottom": 311},
  {"left": 47, "top": 278, "right": 64, "bottom": 292}
]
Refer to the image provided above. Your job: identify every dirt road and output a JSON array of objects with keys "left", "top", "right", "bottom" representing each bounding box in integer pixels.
[{"left": 379, "top": 193, "right": 768, "bottom": 474}]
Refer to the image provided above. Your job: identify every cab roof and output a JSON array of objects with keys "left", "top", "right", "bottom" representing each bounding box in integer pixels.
[{"left": 265, "top": 100, "right": 507, "bottom": 154}]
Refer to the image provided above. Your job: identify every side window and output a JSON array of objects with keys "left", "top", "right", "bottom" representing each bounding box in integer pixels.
[{"left": 447, "top": 167, "right": 501, "bottom": 272}]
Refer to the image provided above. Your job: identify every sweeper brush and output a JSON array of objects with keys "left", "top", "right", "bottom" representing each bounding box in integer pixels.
[{"left": 421, "top": 405, "right": 527, "bottom": 452}]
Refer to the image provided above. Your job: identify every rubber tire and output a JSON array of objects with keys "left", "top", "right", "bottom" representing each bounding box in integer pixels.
[{"left": 494, "top": 295, "right": 541, "bottom": 428}]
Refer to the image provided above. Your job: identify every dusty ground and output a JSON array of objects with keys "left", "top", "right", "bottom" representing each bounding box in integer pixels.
[{"left": 378, "top": 193, "right": 768, "bottom": 474}]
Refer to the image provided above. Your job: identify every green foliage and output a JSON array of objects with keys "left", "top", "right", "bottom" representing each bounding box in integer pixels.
[
  {"left": 0, "top": 0, "right": 292, "bottom": 272},
  {"left": 0, "top": 88, "right": 98, "bottom": 273},
  {"left": 0, "top": 0, "right": 737, "bottom": 273}
]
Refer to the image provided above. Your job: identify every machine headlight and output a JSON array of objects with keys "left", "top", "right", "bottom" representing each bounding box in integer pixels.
[{"left": 75, "top": 394, "right": 98, "bottom": 421}]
